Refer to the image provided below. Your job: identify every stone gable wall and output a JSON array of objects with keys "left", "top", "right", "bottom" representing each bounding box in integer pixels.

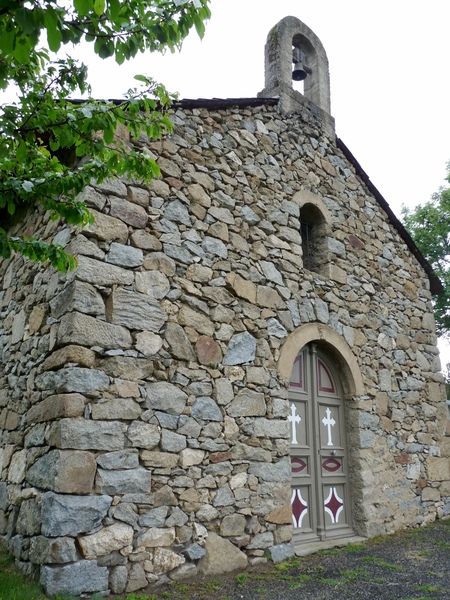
[{"left": 0, "top": 101, "right": 448, "bottom": 596}]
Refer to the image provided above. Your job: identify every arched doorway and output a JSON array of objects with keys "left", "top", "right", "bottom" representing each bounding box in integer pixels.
[{"left": 288, "top": 343, "right": 354, "bottom": 543}]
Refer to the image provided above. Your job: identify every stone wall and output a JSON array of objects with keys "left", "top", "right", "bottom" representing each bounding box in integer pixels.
[{"left": 0, "top": 99, "right": 448, "bottom": 596}]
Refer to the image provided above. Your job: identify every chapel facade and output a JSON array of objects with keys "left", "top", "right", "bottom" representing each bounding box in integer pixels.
[{"left": 0, "top": 17, "right": 449, "bottom": 597}]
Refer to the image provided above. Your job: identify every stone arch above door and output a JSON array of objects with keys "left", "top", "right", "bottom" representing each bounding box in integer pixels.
[{"left": 278, "top": 323, "right": 364, "bottom": 397}]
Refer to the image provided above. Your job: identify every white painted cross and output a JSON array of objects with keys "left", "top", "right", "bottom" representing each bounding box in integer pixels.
[
  {"left": 288, "top": 403, "right": 301, "bottom": 444},
  {"left": 322, "top": 407, "right": 336, "bottom": 446}
]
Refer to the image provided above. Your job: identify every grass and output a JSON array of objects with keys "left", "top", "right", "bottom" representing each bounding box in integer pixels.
[
  {"left": 414, "top": 583, "right": 445, "bottom": 594},
  {"left": 434, "top": 540, "right": 450, "bottom": 551},
  {"left": 340, "top": 566, "right": 368, "bottom": 582},
  {"left": 234, "top": 573, "right": 248, "bottom": 585},
  {"left": 343, "top": 542, "right": 366, "bottom": 553},
  {"left": 0, "top": 549, "right": 46, "bottom": 600},
  {"left": 361, "top": 556, "right": 402, "bottom": 571},
  {"left": 320, "top": 577, "right": 341, "bottom": 586}
]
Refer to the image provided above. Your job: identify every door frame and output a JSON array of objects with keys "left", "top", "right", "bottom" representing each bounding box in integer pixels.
[{"left": 278, "top": 323, "right": 365, "bottom": 544}]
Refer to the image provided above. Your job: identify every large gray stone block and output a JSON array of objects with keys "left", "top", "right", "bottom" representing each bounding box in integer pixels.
[
  {"left": 41, "top": 560, "right": 109, "bottom": 596},
  {"left": 48, "top": 419, "right": 126, "bottom": 450},
  {"left": 144, "top": 382, "right": 187, "bottom": 414},
  {"left": 29, "top": 536, "right": 77, "bottom": 564},
  {"left": 106, "top": 288, "right": 167, "bottom": 331},
  {"left": 91, "top": 398, "right": 141, "bottom": 420},
  {"left": 164, "top": 322, "right": 195, "bottom": 360},
  {"left": 35, "top": 367, "right": 110, "bottom": 395},
  {"left": 78, "top": 523, "right": 134, "bottom": 559},
  {"left": 41, "top": 492, "right": 112, "bottom": 536},
  {"left": 223, "top": 332, "right": 256, "bottom": 365},
  {"left": 269, "top": 542, "right": 295, "bottom": 563},
  {"left": 198, "top": 532, "right": 247, "bottom": 575},
  {"left": 245, "top": 418, "right": 288, "bottom": 439},
  {"left": 249, "top": 459, "right": 290, "bottom": 482},
  {"left": 160, "top": 430, "right": 186, "bottom": 452},
  {"left": 127, "top": 421, "right": 160, "bottom": 449},
  {"left": 106, "top": 242, "right": 143, "bottom": 267},
  {"left": 96, "top": 467, "right": 151, "bottom": 494},
  {"left": 96, "top": 450, "right": 139, "bottom": 470},
  {"left": 246, "top": 531, "right": 274, "bottom": 549},
  {"left": 135, "top": 270, "right": 170, "bottom": 299},
  {"left": 192, "top": 397, "right": 223, "bottom": 422},
  {"left": 26, "top": 449, "right": 96, "bottom": 493},
  {"left": 50, "top": 280, "right": 105, "bottom": 318},
  {"left": 110, "top": 196, "right": 148, "bottom": 228},
  {"left": 58, "top": 311, "right": 132, "bottom": 349},
  {"left": 83, "top": 207, "right": 128, "bottom": 240},
  {"left": 227, "top": 390, "right": 266, "bottom": 417},
  {"left": 25, "top": 393, "right": 85, "bottom": 424},
  {"left": 136, "top": 527, "right": 175, "bottom": 548},
  {"left": 16, "top": 499, "right": 41, "bottom": 535},
  {"left": 138, "top": 506, "right": 168, "bottom": 527},
  {"left": 164, "top": 199, "right": 191, "bottom": 224},
  {"left": 76, "top": 255, "right": 133, "bottom": 285},
  {"left": 110, "top": 565, "right": 128, "bottom": 594}
]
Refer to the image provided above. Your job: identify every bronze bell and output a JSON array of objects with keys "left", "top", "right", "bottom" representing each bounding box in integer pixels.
[{"left": 292, "top": 47, "right": 309, "bottom": 81}]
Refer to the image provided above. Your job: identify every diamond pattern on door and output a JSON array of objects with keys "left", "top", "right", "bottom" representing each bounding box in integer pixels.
[
  {"left": 291, "top": 488, "right": 308, "bottom": 528},
  {"left": 324, "top": 486, "right": 344, "bottom": 524}
]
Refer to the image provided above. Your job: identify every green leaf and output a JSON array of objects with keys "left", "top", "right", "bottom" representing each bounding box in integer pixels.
[
  {"left": 0, "top": 29, "right": 15, "bottom": 53},
  {"left": 16, "top": 141, "right": 27, "bottom": 163},
  {"left": 93, "top": 0, "right": 105, "bottom": 16},
  {"left": 193, "top": 14, "right": 206, "bottom": 38},
  {"left": 74, "top": 0, "right": 92, "bottom": 17},
  {"left": 103, "top": 126, "right": 114, "bottom": 144},
  {"left": 13, "top": 39, "right": 31, "bottom": 63},
  {"left": 44, "top": 10, "right": 62, "bottom": 52},
  {"left": 109, "top": 0, "right": 121, "bottom": 23}
]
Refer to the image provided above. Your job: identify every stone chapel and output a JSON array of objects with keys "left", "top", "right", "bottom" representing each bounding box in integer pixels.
[{"left": 0, "top": 16, "right": 449, "bottom": 597}]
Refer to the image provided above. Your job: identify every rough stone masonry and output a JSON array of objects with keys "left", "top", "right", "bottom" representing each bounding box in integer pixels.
[{"left": 0, "top": 15, "right": 449, "bottom": 598}]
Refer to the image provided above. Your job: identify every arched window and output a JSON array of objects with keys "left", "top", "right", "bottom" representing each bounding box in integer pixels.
[{"left": 300, "top": 203, "right": 328, "bottom": 274}]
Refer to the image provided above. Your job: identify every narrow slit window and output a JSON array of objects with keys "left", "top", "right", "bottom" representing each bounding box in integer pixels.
[
  {"left": 301, "top": 221, "right": 314, "bottom": 270},
  {"left": 300, "top": 203, "right": 327, "bottom": 274}
]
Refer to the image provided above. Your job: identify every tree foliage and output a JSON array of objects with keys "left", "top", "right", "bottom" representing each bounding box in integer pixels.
[
  {"left": 402, "top": 166, "right": 450, "bottom": 338},
  {"left": 0, "top": 0, "right": 210, "bottom": 270}
]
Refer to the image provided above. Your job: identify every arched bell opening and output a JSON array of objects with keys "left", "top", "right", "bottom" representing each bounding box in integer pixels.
[{"left": 291, "top": 33, "right": 314, "bottom": 96}]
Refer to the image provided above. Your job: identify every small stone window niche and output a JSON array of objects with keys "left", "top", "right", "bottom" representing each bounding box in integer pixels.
[
  {"left": 300, "top": 204, "right": 327, "bottom": 273},
  {"left": 294, "top": 190, "right": 331, "bottom": 277}
]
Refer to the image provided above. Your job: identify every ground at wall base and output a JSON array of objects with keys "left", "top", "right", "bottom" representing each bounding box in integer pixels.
[{"left": 1, "top": 518, "right": 449, "bottom": 599}]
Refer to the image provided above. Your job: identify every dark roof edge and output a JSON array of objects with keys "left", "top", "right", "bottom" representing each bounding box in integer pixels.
[
  {"left": 336, "top": 137, "right": 443, "bottom": 296},
  {"left": 69, "top": 97, "right": 279, "bottom": 109},
  {"left": 173, "top": 97, "right": 279, "bottom": 109}
]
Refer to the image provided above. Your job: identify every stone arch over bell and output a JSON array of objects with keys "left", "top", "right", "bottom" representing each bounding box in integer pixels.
[
  {"left": 278, "top": 323, "right": 364, "bottom": 398},
  {"left": 263, "top": 16, "right": 331, "bottom": 115}
]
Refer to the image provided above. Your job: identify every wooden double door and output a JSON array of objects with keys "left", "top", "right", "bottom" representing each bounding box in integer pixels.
[{"left": 289, "top": 344, "right": 353, "bottom": 544}]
